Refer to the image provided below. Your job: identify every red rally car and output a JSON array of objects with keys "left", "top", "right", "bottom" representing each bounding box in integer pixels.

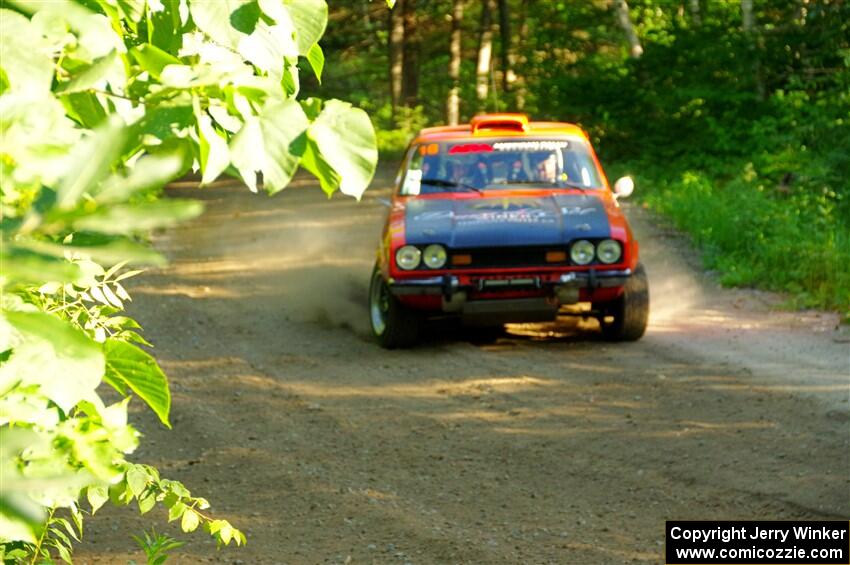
[{"left": 369, "top": 113, "right": 649, "bottom": 348}]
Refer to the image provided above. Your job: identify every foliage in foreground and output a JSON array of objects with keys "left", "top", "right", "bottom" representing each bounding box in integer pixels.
[{"left": 0, "top": 0, "right": 378, "bottom": 561}]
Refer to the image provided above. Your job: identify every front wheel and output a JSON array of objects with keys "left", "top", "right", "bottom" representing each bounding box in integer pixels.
[
  {"left": 369, "top": 266, "right": 420, "bottom": 349},
  {"left": 595, "top": 263, "right": 649, "bottom": 342}
]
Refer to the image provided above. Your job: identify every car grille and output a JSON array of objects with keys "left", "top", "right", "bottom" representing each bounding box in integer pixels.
[{"left": 450, "top": 246, "right": 566, "bottom": 269}]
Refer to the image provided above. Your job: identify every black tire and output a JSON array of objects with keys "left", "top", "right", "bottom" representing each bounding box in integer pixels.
[
  {"left": 596, "top": 263, "right": 649, "bottom": 342},
  {"left": 369, "top": 266, "right": 420, "bottom": 348}
]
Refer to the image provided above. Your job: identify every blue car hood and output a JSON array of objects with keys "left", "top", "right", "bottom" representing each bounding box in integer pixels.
[{"left": 403, "top": 193, "right": 611, "bottom": 248}]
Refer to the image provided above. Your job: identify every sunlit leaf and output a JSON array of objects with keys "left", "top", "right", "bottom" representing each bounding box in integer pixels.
[
  {"left": 0, "top": 250, "right": 84, "bottom": 286},
  {"left": 0, "top": 9, "right": 54, "bottom": 95},
  {"left": 181, "top": 508, "right": 200, "bottom": 532},
  {"left": 62, "top": 91, "right": 108, "bottom": 128},
  {"left": 130, "top": 44, "right": 181, "bottom": 80},
  {"left": 306, "top": 42, "right": 324, "bottom": 83},
  {"left": 167, "top": 501, "right": 186, "bottom": 522},
  {"left": 301, "top": 99, "right": 377, "bottom": 198},
  {"left": 103, "top": 339, "right": 171, "bottom": 427},
  {"left": 96, "top": 151, "right": 187, "bottom": 204},
  {"left": 189, "top": 0, "right": 254, "bottom": 50},
  {"left": 126, "top": 465, "right": 148, "bottom": 498},
  {"left": 73, "top": 200, "right": 204, "bottom": 235},
  {"left": 0, "top": 312, "right": 104, "bottom": 413},
  {"left": 195, "top": 100, "right": 231, "bottom": 185},
  {"left": 230, "top": 99, "right": 309, "bottom": 193},
  {"left": 238, "top": 20, "right": 298, "bottom": 73},
  {"left": 14, "top": 238, "right": 165, "bottom": 267},
  {"left": 259, "top": 0, "right": 327, "bottom": 56},
  {"left": 86, "top": 485, "right": 108, "bottom": 514},
  {"left": 57, "top": 51, "right": 123, "bottom": 94},
  {"left": 56, "top": 117, "right": 127, "bottom": 210}
]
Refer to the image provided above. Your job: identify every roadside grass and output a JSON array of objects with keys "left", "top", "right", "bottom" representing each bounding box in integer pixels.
[{"left": 627, "top": 164, "right": 850, "bottom": 322}]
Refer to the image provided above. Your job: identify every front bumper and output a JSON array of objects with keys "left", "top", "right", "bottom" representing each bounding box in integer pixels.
[
  {"left": 388, "top": 268, "right": 631, "bottom": 322},
  {"left": 389, "top": 268, "right": 632, "bottom": 297}
]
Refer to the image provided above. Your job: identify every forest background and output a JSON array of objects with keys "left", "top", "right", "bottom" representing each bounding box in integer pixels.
[{"left": 312, "top": 0, "right": 849, "bottom": 317}]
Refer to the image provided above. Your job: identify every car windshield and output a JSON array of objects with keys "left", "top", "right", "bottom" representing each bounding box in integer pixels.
[{"left": 400, "top": 138, "right": 604, "bottom": 195}]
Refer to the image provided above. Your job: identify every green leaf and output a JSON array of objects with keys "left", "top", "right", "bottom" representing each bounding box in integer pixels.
[
  {"left": 230, "top": 99, "right": 309, "bottom": 193},
  {"left": 0, "top": 492, "right": 44, "bottom": 544},
  {"left": 0, "top": 9, "right": 54, "bottom": 95},
  {"left": 126, "top": 465, "right": 148, "bottom": 498},
  {"left": 149, "top": 0, "right": 184, "bottom": 53},
  {"left": 15, "top": 0, "right": 123, "bottom": 61},
  {"left": 117, "top": 0, "right": 145, "bottom": 22},
  {"left": 167, "top": 501, "right": 187, "bottom": 522},
  {"left": 95, "top": 151, "right": 187, "bottom": 204},
  {"left": 0, "top": 311, "right": 104, "bottom": 413},
  {"left": 238, "top": 20, "right": 298, "bottom": 73},
  {"left": 14, "top": 237, "right": 165, "bottom": 267},
  {"left": 86, "top": 485, "right": 109, "bottom": 514},
  {"left": 57, "top": 50, "right": 122, "bottom": 94},
  {"left": 306, "top": 42, "right": 324, "bottom": 82},
  {"left": 195, "top": 100, "right": 231, "bottom": 185},
  {"left": 259, "top": 0, "right": 327, "bottom": 56},
  {"left": 73, "top": 199, "right": 204, "bottom": 235},
  {"left": 218, "top": 522, "right": 233, "bottom": 545},
  {"left": 281, "top": 57, "right": 300, "bottom": 97},
  {"left": 134, "top": 106, "right": 194, "bottom": 144},
  {"left": 0, "top": 249, "right": 84, "bottom": 286},
  {"left": 189, "top": 0, "right": 254, "bottom": 50},
  {"left": 138, "top": 490, "right": 156, "bottom": 514},
  {"left": 130, "top": 44, "right": 181, "bottom": 80},
  {"left": 181, "top": 508, "right": 200, "bottom": 532},
  {"left": 109, "top": 479, "right": 133, "bottom": 506},
  {"left": 301, "top": 100, "right": 377, "bottom": 198},
  {"left": 61, "top": 91, "right": 108, "bottom": 128},
  {"left": 56, "top": 117, "right": 127, "bottom": 209},
  {"left": 103, "top": 339, "right": 171, "bottom": 427}
]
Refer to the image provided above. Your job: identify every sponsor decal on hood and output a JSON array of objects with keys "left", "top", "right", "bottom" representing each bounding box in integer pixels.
[{"left": 404, "top": 193, "right": 611, "bottom": 248}]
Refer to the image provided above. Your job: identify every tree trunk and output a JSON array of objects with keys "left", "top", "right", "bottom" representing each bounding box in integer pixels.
[
  {"left": 741, "top": 0, "right": 765, "bottom": 99},
  {"left": 476, "top": 0, "right": 496, "bottom": 110},
  {"left": 402, "top": 0, "right": 420, "bottom": 106},
  {"left": 741, "top": 0, "right": 754, "bottom": 32},
  {"left": 447, "top": 0, "right": 464, "bottom": 125},
  {"left": 613, "top": 0, "right": 643, "bottom": 58},
  {"left": 389, "top": 0, "right": 404, "bottom": 118},
  {"left": 688, "top": 0, "right": 701, "bottom": 26},
  {"left": 497, "top": 0, "right": 515, "bottom": 95},
  {"left": 515, "top": 0, "right": 529, "bottom": 110}
]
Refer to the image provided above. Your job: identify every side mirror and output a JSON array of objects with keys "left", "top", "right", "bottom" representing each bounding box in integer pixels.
[{"left": 613, "top": 176, "right": 635, "bottom": 199}]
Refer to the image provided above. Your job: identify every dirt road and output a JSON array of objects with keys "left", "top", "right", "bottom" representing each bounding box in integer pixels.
[{"left": 79, "top": 169, "right": 849, "bottom": 564}]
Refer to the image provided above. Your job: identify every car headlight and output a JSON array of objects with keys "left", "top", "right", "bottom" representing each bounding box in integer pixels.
[
  {"left": 596, "top": 239, "right": 622, "bottom": 264},
  {"left": 395, "top": 245, "right": 422, "bottom": 270},
  {"left": 423, "top": 244, "right": 447, "bottom": 269},
  {"left": 570, "top": 240, "right": 595, "bottom": 265}
]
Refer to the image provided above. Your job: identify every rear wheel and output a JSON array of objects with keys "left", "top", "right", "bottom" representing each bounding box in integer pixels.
[
  {"left": 596, "top": 263, "right": 649, "bottom": 342},
  {"left": 369, "top": 266, "right": 420, "bottom": 348}
]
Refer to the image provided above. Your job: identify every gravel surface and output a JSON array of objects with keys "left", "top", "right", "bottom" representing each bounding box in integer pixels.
[{"left": 77, "top": 169, "right": 849, "bottom": 564}]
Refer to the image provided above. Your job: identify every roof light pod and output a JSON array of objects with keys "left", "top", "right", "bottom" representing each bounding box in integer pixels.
[{"left": 471, "top": 113, "right": 529, "bottom": 135}]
